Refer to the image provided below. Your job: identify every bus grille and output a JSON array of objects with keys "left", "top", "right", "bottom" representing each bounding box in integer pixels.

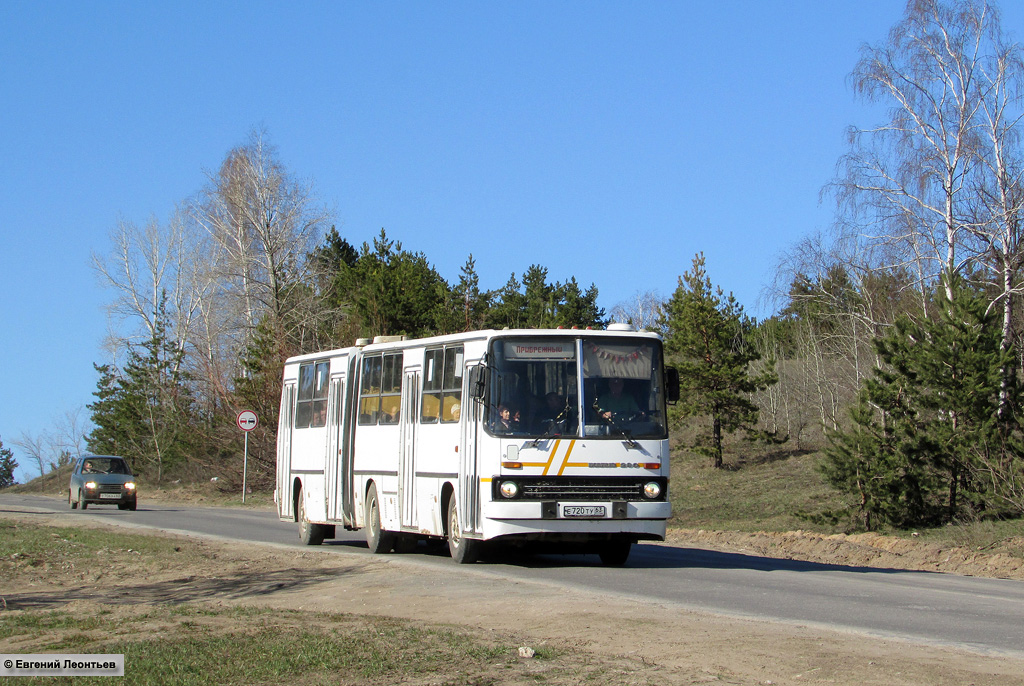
[{"left": 491, "top": 477, "right": 667, "bottom": 502}]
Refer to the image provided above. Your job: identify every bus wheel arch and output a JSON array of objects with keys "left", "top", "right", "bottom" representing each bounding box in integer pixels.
[
  {"left": 292, "top": 478, "right": 304, "bottom": 522},
  {"left": 440, "top": 482, "right": 455, "bottom": 537}
]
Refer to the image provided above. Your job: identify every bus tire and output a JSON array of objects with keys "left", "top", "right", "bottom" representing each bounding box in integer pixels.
[
  {"left": 365, "top": 482, "right": 395, "bottom": 554},
  {"left": 447, "top": 496, "right": 480, "bottom": 564},
  {"left": 297, "top": 490, "right": 326, "bottom": 546},
  {"left": 598, "top": 539, "right": 632, "bottom": 566}
]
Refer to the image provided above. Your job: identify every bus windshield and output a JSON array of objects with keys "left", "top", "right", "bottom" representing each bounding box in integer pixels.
[{"left": 487, "top": 336, "right": 667, "bottom": 439}]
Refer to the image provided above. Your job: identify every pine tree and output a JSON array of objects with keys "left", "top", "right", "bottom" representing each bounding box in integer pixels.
[
  {"left": 660, "top": 253, "right": 777, "bottom": 468},
  {"left": 0, "top": 437, "right": 18, "bottom": 488},
  {"left": 86, "top": 363, "right": 131, "bottom": 457},
  {"left": 343, "top": 229, "right": 449, "bottom": 338},
  {"left": 87, "top": 294, "right": 194, "bottom": 482},
  {"left": 440, "top": 254, "right": 491, "bottom": 333},
  {"left": 553, "top": 278, "right": 607, "bottom": 329},
  {"left": 823, "top": 278, "right": 1023, "bottom": 528},
  {"left": 486, "top": 273, "right": 526, "bottom": 329}
]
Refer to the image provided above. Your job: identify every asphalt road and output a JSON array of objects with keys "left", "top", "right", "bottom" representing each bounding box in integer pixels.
[{"left": 4, "top": 493, "right": 1024, "bottom": 657}]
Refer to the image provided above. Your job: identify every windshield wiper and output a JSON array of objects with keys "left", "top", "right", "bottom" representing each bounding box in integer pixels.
[
  {"left": 593, "top": 406, "right": 640, "bottom": 449},
  {"left": 527, "top": 411, "right": 570, "bottom": 448}
]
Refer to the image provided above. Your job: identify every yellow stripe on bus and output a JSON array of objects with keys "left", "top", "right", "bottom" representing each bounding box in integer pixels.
[
  {"left": 557, "top": 440, "right": 577, "bottom": 476},
  {"left": 542, "top": 439, "right": 560, "bottom": 475}
]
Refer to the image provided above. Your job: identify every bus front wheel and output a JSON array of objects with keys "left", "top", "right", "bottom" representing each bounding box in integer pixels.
[{"left": 447, "top": 496, "right": 480, "bottom": 564}]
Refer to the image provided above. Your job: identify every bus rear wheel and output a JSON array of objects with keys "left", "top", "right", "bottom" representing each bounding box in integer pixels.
[
  {"left": 447, "top": 496, "right": 480, "bottom": 564},
  {"left": 297, "top": 490, "right": 326, "bottom": 546},
  {"left": 365, "top": 483, "right": 395, "bottom": 554}
]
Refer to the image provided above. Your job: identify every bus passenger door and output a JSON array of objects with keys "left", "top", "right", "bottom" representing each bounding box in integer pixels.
[
  {"left": 325, "top": 375, "right": 344, "bottom": 521},
  {"left": 460, "top": 363, "right": 481, "bottom": 535},
  {"left": 276, "top": 384, "right": 295, "bottom": 520},
  {"left": 399, "top": 369, "right": 419, "bottom": 529}
]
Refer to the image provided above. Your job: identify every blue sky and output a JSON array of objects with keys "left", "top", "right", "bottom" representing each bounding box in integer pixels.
[{"left": 3, "top": 2, "right": 1020, "bottom": 481}]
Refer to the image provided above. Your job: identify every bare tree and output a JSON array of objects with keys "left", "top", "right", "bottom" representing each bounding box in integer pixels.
[
  {"left": 966, "top": 21, "right": 1024, "bottom": 404},
  {"left": 12, "top": 430, "right": 51, "bottom": 489},
  {"left": 833, "top": 0, "right": 1001, "bottom": 302},
  {"left": 91, "top": 207, "right": 206, "bottom": 371},
  {"left": 610, "top": 290, "right": 663, "bottom": 331},
  {"left": 192, "top": 129, "right": 331, "bottom": 343},
  {"left": 53, "top": 406, "right": 88, "bottom": 464}
]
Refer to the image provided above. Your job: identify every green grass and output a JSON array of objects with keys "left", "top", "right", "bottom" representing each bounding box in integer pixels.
[
  {"left": 668, "top": 444, "right": 1024, "bottom": 561},
  {"left": 669, "top": 448, "right": 850, "bottom": 533},
  {"left": 0, "top": 519, "right": 185, "bottom": 560},
  {"left": 0, "top": 607, "right": 521, "bottom": 686},
  {"left": 0, "top": 604, "right": 607, "bottom": 686},
  {"left": 1, "top": 521, "right": 643, "bottom": 686}
]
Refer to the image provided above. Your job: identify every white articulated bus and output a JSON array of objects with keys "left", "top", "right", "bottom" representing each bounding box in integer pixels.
[{"left": 275, "top": 325, "right": 678, "bottom": 565}]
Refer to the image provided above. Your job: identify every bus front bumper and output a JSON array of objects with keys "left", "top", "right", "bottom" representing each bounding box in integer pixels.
[{"left": 483, "top": 500, "right": 670, "bottom": 521}]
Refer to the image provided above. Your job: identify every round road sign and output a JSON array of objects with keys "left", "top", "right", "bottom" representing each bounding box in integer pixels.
[{"left": 237, "top": 410, "right": 258, "bottom": 432}]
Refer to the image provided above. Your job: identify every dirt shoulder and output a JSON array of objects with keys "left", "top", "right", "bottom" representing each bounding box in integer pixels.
[
  {"left": 665, "top": 528, "right": 1024, "bottom": 581},
  {"left": 2, "top": 505, "right": 1024, "bottom": 686}
]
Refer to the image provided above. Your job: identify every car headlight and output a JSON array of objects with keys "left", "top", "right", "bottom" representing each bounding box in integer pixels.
[
  {"left": 499, "top": 481, "right": 519, "bottom": 499},
  {"left": 85, "top": 481, "right": 98, "bottom": 490},
  {"left": 642, "top": 482, "right": 662, "bottom": 499},
  {"left": 124, "top": 482, "right": 136, "bottom": 491}
]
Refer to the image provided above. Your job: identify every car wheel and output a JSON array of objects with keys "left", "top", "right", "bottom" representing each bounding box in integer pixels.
[
  {"left": 297, "top": 489, "right": 326, "bottom": 546},
  {"left": 364, "top": 482, "right": 395, "bottom": 554},
  {"left": 69, "top": 489, "right": 78, "bottom": 510},
  {"left": 128, "top": 500, "right": 137, "bottom": 511},
  {"left": 80, "top": 491, "right": 88, "bottom": 510},
  {"left": 447, "top": 495, "right": 480, "bottom": 564}
]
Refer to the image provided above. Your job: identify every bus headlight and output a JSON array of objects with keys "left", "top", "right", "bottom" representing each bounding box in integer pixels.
[
  {"left": 642, "top": 482, "right": 662, "bottom": 499},
  {"left": 499, "top": 481, "right": 519, "bottom": 499}
]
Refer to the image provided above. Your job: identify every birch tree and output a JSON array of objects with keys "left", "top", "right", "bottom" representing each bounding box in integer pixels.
[
  {"left": 834, "top": 0, "right": 997, "bottom": 301},
  {"left": 192, "top": 129, "right": 331, "bottom": 343},
  {"left": 91, "top": 209, "right": 204, "bottom": 369}
]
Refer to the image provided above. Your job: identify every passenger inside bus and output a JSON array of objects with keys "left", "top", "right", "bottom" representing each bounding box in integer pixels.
[
  {"left": 492, "top": 404, "right": 521, "bottom": 433},
  {"left": 534, "top": 392, "right": 574, "bottom": 433}
]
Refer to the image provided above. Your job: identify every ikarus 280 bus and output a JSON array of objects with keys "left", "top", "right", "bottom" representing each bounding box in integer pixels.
[{"left": 275, "top": 324, "right": 678, "bottom": 565}]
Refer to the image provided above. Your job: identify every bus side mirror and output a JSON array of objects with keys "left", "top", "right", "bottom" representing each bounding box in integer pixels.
[
  {"left": 468, "top": 366, "right": 487, "bottom": 400},
  {"left": 666, "top": 367, "right": 680, "bottom": 404}
]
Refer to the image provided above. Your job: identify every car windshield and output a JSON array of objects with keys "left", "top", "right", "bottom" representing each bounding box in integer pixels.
[
  {"left": 82, "top": 458, "right": 130, "bottom": 475},
  {"left": 486, "top": 336, "right": 668, "bottom": 439}
]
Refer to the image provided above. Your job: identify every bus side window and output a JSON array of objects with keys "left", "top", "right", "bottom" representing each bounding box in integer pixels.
[
  {"left": 296, "top": 361, "right": 328, "bottom": 429},
  {"left": 421, "top": 348, "right": 443, "bottom": 423},
  {"left": 440, "top": 346, "right": 463, "bottom": 423},
  {"left": 379, "top": 353, "right": 401, "bottom": 424},
  {"left": 359, "top": 355, "right": 382, "bottom": 425}
]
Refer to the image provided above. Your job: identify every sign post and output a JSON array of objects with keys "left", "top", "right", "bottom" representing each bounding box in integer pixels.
[{"left": 236, "top": 411, "right": 258, "bottom": 503}]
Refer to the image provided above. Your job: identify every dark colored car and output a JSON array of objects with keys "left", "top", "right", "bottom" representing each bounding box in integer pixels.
[{"left": 69, "top": 455, "right": 137, "bottom": 511}]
